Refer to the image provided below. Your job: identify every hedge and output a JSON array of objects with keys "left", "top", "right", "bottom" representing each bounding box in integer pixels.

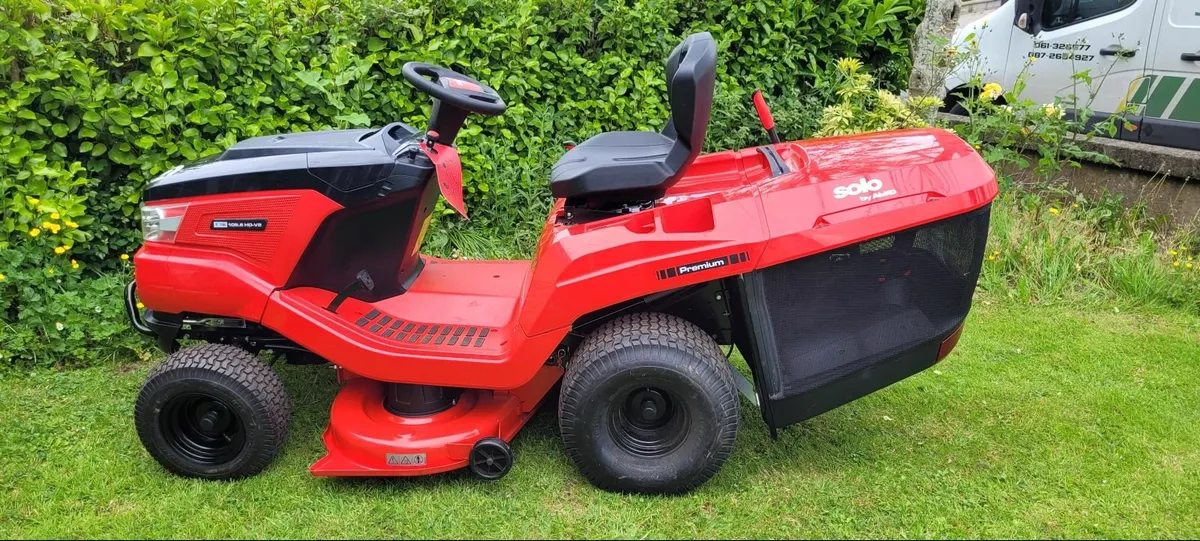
[
  {"left": 1, "top": 0, "right": 925, "bottom": 261},
  {"left": 0, "top": 0, "right": 925, "bottom": 367}
]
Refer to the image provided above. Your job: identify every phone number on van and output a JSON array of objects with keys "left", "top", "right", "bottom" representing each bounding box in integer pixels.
[{"left": 1031, "top": 51, "right": 1095, "bottom": 62}]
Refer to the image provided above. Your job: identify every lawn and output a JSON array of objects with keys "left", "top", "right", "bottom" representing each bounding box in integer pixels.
[{"left": 2, "top": 300, "right": 1198, "bottom": 539}]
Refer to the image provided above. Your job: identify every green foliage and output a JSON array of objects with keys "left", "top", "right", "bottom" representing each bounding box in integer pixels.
[
  {"left": 979, "top": 190, "right": 1199, "bottom": 314},
  {"left": 0, "top": 266, "right": 148, "bottom": 366},
  {"left": 944, "top": 35, "right": 1134, "bottom": 185},
  {"left": 0, "top": 0, "right": 926, "bottom": 265},
  {"left": 0, "top": 0, "right": 926, "bottom": 368},
  {"left": 814, "top": 57, "right": 942, "bottom": 137}
]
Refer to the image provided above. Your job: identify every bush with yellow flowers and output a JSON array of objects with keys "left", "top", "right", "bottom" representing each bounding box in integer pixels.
[{"left": 0, "top": 190, "right": 144, "bottom": 367}]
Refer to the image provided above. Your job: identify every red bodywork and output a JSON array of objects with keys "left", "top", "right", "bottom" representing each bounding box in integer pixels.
[{"left": 134, "top": 128, "right": 998, "bottom": 476}]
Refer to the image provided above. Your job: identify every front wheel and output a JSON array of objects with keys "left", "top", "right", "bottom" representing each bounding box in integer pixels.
[
  {"left": 134, "top": 344, "right": 291, "bottom": 480},
  {"left": 558, "top": 313, "right": 740, "bottom": 494}
]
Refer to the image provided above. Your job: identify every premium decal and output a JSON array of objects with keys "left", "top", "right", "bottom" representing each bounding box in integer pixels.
[{"left": 657, "top": 251, "right": 749, "bottom": 279}]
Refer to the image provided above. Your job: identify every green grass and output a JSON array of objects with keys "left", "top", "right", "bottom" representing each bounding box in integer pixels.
[{"left": 2, "top": 300, "right": 1199, "bottom": 539}]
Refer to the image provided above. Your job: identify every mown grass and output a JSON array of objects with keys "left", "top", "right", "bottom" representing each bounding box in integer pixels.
[{"left": 2, "top": 299, "right": 1198, "bottom": 539}]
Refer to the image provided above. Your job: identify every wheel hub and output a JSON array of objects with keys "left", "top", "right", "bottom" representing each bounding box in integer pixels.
[
  {"left": 611, "top": 387, "right": 687, "bottom": 457},
  {"left": 160, "top": 393, "right": 246, "bottom": 466}
]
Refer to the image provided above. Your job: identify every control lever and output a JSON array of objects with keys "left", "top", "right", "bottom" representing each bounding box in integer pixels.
[
  {"left": 326, "top": 270, "right": 376, "bottom": 313},
  {"left": 752, "top": 90, "right": 781, "bottom": 144}
]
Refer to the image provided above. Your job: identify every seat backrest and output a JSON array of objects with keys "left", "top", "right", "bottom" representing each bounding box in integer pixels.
[{"left": 663, "top": 32, "right": 717, "bottom": 153}]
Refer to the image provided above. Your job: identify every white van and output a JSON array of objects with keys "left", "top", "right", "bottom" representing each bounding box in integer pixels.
[{"left": 945, "top": 0, "right": 1200, "bottom": 151}]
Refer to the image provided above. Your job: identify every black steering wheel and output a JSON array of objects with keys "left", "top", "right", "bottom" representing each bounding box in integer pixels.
[{"left": 401, "top": 62, "right": 506, "bottom": 117}]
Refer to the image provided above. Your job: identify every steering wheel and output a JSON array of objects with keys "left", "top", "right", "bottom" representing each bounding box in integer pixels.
[{"left": 401, "top": 62, "right": 506, "bottom": 117}]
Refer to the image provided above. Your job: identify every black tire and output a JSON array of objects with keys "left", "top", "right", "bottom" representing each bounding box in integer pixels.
[
  {"left": 558, "top": 313, "right": 739, "bottom": 494},
  {"left": 134, "top": 344, "right": 291, "bottom": 480},
  {"left": 469, "top": 437, "right": 514, "bottom": 480}
]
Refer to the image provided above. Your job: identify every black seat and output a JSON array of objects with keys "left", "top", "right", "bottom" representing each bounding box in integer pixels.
[{"left": 550, "top": 32, "right": 717, "bottom": 205}]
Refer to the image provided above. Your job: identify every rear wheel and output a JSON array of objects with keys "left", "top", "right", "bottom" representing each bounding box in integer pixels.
[
  {"left": 558, "top": 313, "right": 739, "bottom": 494},
  {"left": 135, "top": 344, "right": 291, "bottom": 480}
]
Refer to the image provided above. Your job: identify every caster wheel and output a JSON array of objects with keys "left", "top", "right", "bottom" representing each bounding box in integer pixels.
[
  {"left": 134, "top": 344, "right": 291, "bottom": 480},
  {"left": 469, "top": 437, "right": 513, "bottom": 480}
]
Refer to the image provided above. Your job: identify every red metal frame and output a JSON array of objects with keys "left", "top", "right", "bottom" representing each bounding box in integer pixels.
[{"left": 133, "top": 127, "right": 997, "bottom": 477}]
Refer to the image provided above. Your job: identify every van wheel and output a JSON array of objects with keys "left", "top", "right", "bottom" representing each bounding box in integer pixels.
[
  {"left": 134, "top": 344, "right": 291, "bottom": 480},
  {"left": 558, "top": 313, "right": 739, "bottom": 494}
]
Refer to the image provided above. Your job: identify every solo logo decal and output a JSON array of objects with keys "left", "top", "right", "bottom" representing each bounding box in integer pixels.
[
  {"left": 657, "top": 251, "right": 749, "bottom": 280},
  {"left": 211, "top": 218, "right": 268, "bottom": 231},
  {"left": 832, "top": 178, "right": 897, "bottom": 201}
]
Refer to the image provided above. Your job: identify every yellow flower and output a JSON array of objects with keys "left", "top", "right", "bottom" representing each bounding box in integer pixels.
[
  {"left": 54, "top": 246, "right": 66, "bottom": 255},
  {"left": 973, "top": 144, "right": 981, "bottom": 150},
  {"left": 42, "top": 221, "right": 52, "bottom": 229},
  {"left": 1029, "top": 55, "right": 1037, "bottom": 63},
  {"left": 66, "top": 221, "right": 78, "bottom": 229},
  {"left": 981, "top": 82, "right": 1003, "bottom": 101},
  {"left": 1175, "top": 261, "right": 1182, "bottom": 268},
  {"left": 136, "top": 302, "right": 145, "bottom": 310},
  {"left": 50, "top": 212, "right": 60, "bottom": 220},
  {"left": 120, "top": 254, "right": 130, "bottom": 261},
  {"left": 47, "top": 268, "right": 54, "bottom": 275},
  {"left": 0, "top": 273, "right": 6, "bottom": 281},
  {"left": 71, "top": 259, "right": 79, "bottom": 269},
  {"left": 987, "top": 255, "right": 996, "bottom": 261},
  {"left": 1043, "top": 104, "right": 1065, "bottom": 119},
  {"left": 48, "top": 224, "right": 61, "bottom": 233},
  {"left": 1072, "top": 204, "right": 1079, "bottom": 209},
  {"left": 1049, "top": 207, "right": 1061, "bottom": 215},
  {"left": 29, "top": 228, "right": 41, "bottom": 237},
  {"left": 1169, "top": 250, "right": 1178, "bottom": 256},
  {"left": 26, "top": 197, "right": 39, "bottom": 205}
]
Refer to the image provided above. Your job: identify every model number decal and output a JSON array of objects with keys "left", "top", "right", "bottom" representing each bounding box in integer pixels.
[
  {"left": 211, "top": 219, "right": 268, "bottom": 231},
  {"left": 657, "top": 251, "right": 749, "bottom": 280}
]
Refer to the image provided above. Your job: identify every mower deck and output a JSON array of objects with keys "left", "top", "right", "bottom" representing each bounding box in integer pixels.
[{"left": 312, "top": 366, "right": 561, "bottom": 476}]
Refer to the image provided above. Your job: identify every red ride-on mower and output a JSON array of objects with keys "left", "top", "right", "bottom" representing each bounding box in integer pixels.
[{"left": 126, "top": 33, "right": 997, "bottom": 493}]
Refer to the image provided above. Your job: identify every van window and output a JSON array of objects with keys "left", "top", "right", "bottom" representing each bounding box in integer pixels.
[{"left": 1042, "top": 0, "right": 1136, "bottom": 29}]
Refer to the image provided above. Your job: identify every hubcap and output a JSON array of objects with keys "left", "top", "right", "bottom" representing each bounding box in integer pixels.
[
  {"left": 610, "top": 387, "right": 688, "bottom": 458},
  {"left": 160, "top": 393, "right": 246, "bottom": 465}
]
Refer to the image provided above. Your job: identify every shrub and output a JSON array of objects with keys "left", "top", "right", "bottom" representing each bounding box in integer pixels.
[{"left": 814, "top": 57, "right": 941, "bottom": 137}]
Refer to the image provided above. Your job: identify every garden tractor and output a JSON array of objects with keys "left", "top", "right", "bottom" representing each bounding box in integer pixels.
[{"left": 125, "top": 32, "right": 998, "bottom": 493}]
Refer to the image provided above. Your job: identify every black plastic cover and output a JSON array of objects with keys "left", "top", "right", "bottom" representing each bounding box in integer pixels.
[{"left": 143, "top": 122, "right": 433, "bottom": 207}]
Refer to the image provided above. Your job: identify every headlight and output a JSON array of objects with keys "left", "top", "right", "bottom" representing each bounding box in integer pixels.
[{"left": 140, "top": 203, "right": 188, "bottom": 243}]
